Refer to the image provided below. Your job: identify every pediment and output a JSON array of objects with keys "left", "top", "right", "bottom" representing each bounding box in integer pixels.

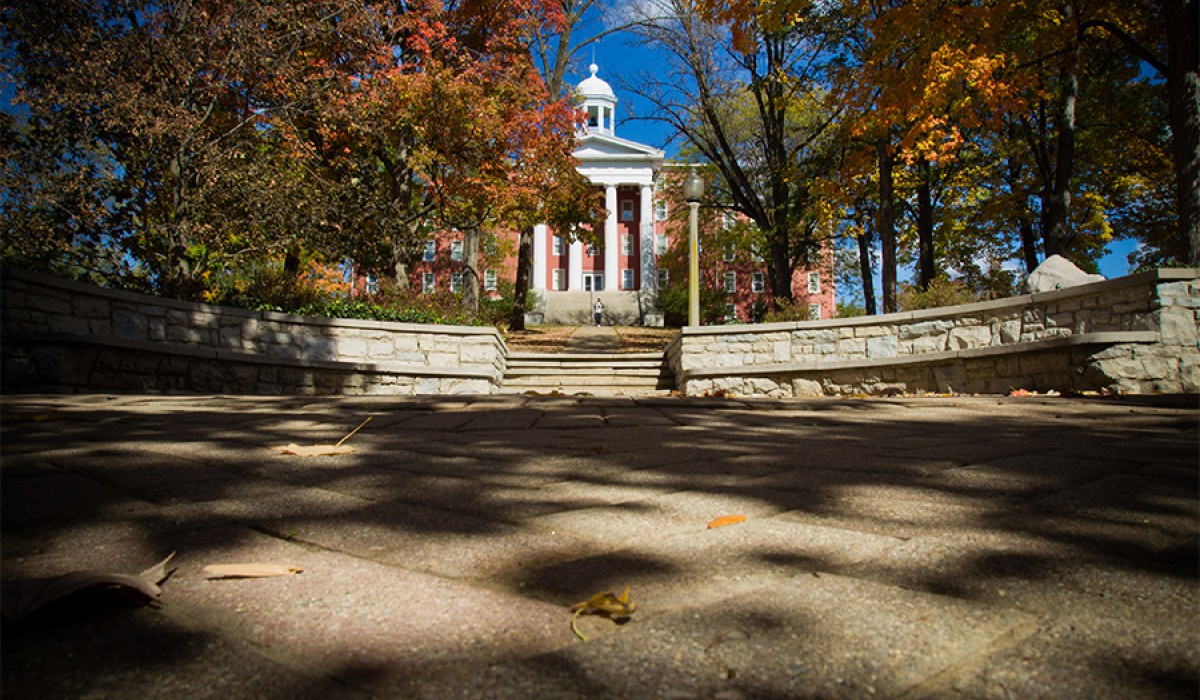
[{"left": 575, "top": 132, "right": 665, "bottom": 161}]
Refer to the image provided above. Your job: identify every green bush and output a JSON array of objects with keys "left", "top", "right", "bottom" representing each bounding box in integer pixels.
[
  {"left": 897, "top": 277, "right": 979, "bottom": 311},
  {"left": 761, "top": 298, "right": 812, "bottom": 323}
]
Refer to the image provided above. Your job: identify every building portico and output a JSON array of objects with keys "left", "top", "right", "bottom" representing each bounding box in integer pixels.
[{"left": 531, "top": 65, "right": 665, "bottom": 319}]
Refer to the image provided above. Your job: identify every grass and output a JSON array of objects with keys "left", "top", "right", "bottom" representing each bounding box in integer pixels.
[{"left": 503, "top": 325, "right": 679, "bottom": 353}]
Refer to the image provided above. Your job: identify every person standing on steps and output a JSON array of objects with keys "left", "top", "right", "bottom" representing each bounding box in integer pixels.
[{"left": 593, "top": 298, "right": 604, "bottom": 326}]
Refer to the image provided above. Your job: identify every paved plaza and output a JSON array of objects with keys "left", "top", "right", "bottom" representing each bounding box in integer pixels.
[{"left": 1, "top": 392, "right": 1197, "bottom": 698}]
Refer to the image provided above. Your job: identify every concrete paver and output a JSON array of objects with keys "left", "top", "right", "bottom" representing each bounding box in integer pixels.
[{"left": 2, "top": 393, "right": 1197, "bottom": 698}]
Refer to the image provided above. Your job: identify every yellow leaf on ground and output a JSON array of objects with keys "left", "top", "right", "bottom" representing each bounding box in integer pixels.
[
  {"left": 570, "top": 585, "right": 637, "bottom": 641},
  {"left": 707, "top": 514, "right": 747, "bottom": 529},
  {"left": 202, "top": 563, "right": 304, "bottom": 579}
]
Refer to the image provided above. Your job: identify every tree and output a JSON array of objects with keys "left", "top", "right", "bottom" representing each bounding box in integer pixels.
[{"left": 623, "top": 0, "right": 842, "bottom": 310}]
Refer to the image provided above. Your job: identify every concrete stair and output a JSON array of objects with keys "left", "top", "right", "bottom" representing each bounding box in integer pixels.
[{"left": 501, "top": 352, "right": 675, "bottom": 395}]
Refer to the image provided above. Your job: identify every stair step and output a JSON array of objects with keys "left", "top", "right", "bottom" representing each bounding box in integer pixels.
[{"left": 500, "top": 350, "right": 674, "bottom": 395}]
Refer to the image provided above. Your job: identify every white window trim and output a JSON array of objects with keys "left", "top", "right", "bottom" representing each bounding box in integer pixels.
[
  {"left": 657, "top": 269, "right": 669, "bottom": 287},
  {"left": 809, "top": 303, "right": 822, "bottom": 320},
  {"left": 622, "top": 269, "right": 634, "bottom": 290},
  {"left": 423, "top": 240, "right": 436, "bottom": 262},
  {"left": 422, "top": 272, "right": 435, "bottom": 294},
  {"left": 450, "top": 272, "right": 464, "bottom": 293},
  {"left": 655, "top": 200, "right": 668, "bottom": 221},
  {"left": 752, "top": 271, "right": 765, "bottom": 293},
  {"left": 552, "top": 268, "right": 565, "bottom": 291},
  {"left": 552, "top": 236, "right": 564, "bottom": 256},
  {"left": 723, "top": 271, "right": 736, "bottom": 294},
  {"left": 483, "top": 269, "right": 497, "bottom": 291},
  {"left": 451, "top": 240, "right": 464, "bottom": 262},
  {"left": 808, "top": 272, "right": 821, "bottom": 295},
  {"left": 622, "top": 233, "right": 633, "bottom": 255}
]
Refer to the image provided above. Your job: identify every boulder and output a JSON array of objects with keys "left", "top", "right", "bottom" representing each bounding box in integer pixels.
[{"left": 1025, "top": 255, "right": 1106, "bottom": 293}]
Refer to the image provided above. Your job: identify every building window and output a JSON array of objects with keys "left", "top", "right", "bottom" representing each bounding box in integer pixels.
[
  {"left": 752, "top": 271, "right": 765, "bottom": 293},
  {"left": 622, "top": 233, "right": 633, "bottom": 255},
  {"left": 584, "top": 272, "right": 603, "bottom": 291},
  {"left": 809, "top": 303, "right": 821, "bottom": 320},
  {"left": 553, "top": 236, "right": 564, "bottom": 256},
  {"left": 808, "top": 272, "right": 821, "bottom": 294},
  {"left": 422, "top": 272, "right": 435, "bottom": 294},
  {"left": 655, "top": 199, "right": 668, "bottom": 221},
  {"left": 423, "top": 240, "right": 436, "bottom": 262},
  {"left": 450, "top": 272, "right": 463, "bottom": 293},
  {"left": 620, "top": 200, "right": 634, "bottom": 222},
  {"left": 451, "top": 240, "right": 464, "bottom": 262},
  {"left": 587, "top": 243, "right": 598, "bottom": 257},
  {"left": 657, "top": 269, "right": 669, "bottom": 287},
  {"left": 587, "top": 106, "right": 599, "bottom": 129},
  {"left": 725, "top": 303, "right": 737, "bottom": 322},
  {"left": 722, "top": 211, "right": 736, "bottom": 230},
  {"left": 484, "top": 269, "right": 497, "bottom": 291},
  {"left": 723, "top": 243, "right": 736, "bottom": 262},
  {"left": 552, "top": 268, "right": 565, "bottom": 291},
  {"left": 366, "top": 273, "right": 378, "bottom": 295},
  {"left": 655, "top": 233, "right": 668, "bottom": 255},
  {"left": 622, "top": 269, "right": 634, "bottom": 290},
  {"left": 723, "top": 271, "right": 736, "bottom": 294}
]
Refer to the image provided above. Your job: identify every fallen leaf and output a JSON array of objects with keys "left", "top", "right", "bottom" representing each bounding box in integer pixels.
[
  {"left": 1008, "top": 388, "right": 1033, "bottom": 397},
  {"left": 707, "top": 514, "right": 747, "bottom": 529},
  {"left": 591, "top": 445, "right": 606, "bottom": 455},
  {"left": 271, "top": 443, "right": 354, "bottom": 457},
  {"left": 570, "top": 585, "right": 636, "bottom": 641},
  {"left": 1, "top": 552, "right": 176, "bottom": 623},
  {"left": 203, "top": 563, "right": 304, "bottom": 579}
]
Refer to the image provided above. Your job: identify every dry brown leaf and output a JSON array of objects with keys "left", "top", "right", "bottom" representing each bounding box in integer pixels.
[
  {"left": 1, "top": 552, "right": 176, "bottom": 623},
  {"left": 271, "top": 444, "right": 354, "bottom": 457},
  {"left": 202, "top": 563, "right": 304, "bottom": 579},
  {"left": 570, "top": 585, "right": 636, "bottom": 641},
  {"left": 707, "top": 514, "right": 747, "bottom": 529}
]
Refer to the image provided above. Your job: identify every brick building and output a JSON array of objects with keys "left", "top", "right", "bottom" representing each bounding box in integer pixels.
[{"left": 411, "top": 65, "right": 834, "bottom": 325}]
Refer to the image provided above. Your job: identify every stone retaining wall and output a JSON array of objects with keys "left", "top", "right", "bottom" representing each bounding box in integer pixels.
[
  {"left": 1, "top": 269, "right": 506, "bottom": 395},
  {"left": 669, "top": 269, "right": 1199, "bottom": 397}
]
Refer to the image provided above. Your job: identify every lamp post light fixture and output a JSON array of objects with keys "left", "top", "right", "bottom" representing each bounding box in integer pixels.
[{"left": 683, "top": 171, "right": 705, "bottom": 327}]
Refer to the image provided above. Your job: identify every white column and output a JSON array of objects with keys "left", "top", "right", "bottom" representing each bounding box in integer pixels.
[
  {"left": 639, "top": 184, "right": 655, "bottom": 290},
  {"left": 568, "top": 239, "right": 583, "bottom": 291},
  {"left": 532, "top": 224, "right": 547, "bottom": 291},
  {"left": 604, "top": 185, "right": 619, "bottom": 291}
]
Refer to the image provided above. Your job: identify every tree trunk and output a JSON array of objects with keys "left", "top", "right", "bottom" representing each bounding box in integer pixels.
[
  {"left": 509, "top": 227, "right": 534, "bottom": 330},
  {"left": 876, "top": 139, "right": 897, "bottom": 313},
  {"left": 857, "top": 227, "right": 877, "bottom": 316},
  {"left": 461, "top": 225, "right": 481, "bottom": 314},
  {"left": 768, "top": 234, "right": 793, "bottom": 310},
  {"left": 1019, "top": 217, "right": 1040, "bottom": 273},
  {"left": 1043, "top": 48, "right": 1079, "bottom": 259},
  {"left": 916, "top": 159, "right": 936, "bottom": 289},
  {"left": 1164, "top": 0, "right": 1200, "bottom": 265}
]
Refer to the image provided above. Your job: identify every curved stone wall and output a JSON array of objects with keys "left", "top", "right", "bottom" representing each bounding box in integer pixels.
[
  {"left": 1, "top": 269, "right": 506, "bottom": 395},
  {"left": 669, "top": 269, "right": 1199, "bottom": 397}
]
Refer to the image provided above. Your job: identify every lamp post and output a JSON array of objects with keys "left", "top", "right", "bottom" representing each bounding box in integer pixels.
[{"left": 683, "top": 170, "right": 706, "bottom": 327}]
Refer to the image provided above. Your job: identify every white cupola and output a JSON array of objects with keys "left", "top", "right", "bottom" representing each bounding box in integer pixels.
[{"left": 576, "top": 63, "right": 618, "bottom": 136}]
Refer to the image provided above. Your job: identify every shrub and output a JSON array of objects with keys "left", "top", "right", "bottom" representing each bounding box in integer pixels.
[
  {"left": 897, "top": 277, "right": 979, "bottom": 311},
  {"left": 761, "top": 298, "right": 812, "bottom": 323}
]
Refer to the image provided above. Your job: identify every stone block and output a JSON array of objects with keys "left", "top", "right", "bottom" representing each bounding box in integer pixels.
[
  {"left": 166, "top": 324, "right": 209, "bottom": 344},
  {"left": 112, "top": 308, "right": 149, "bottom": 341},
  {"left": 912, "top": 335, "right": 946, "bottom": 354},
  {"left": 836, "top": 338, "right": 867, "bottom": 356},
  {"left": 947, "top": 325, "right": 991, "bottom": 350},
  {"left": 337, "top": 337, "right": 368, "bottom": 358},
  {"left": 866, "top": 335, "right": 898, "bottom": 358},
  {"left": 149, "top": 318, "right": 166, "bottom": 341},
  {"left": 792, "top": 378, "right": 824, "bottom": 396},
  {"left": 1159, "top": 307, "right": 1198, "bottom": 346},
  {"left": 900, "top": 320, "right": 953, "bottom": 340},
  {"left": 28, "top": 292, "right": 72, "bottom": 315},
  {"left": 72, "top": 295, "right": 108, "bottom": 319}
]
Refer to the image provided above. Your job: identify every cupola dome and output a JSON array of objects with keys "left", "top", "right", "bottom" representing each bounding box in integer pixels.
[{"left": 576, "top": 63, "right": 618, "bottom": 135}]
